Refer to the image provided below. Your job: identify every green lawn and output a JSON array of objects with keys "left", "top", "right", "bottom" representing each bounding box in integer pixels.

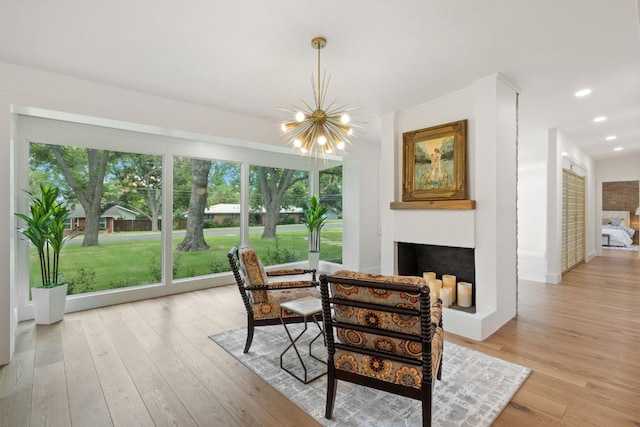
[{"left": 28, "top": 227, "right": 342, "bottom": 295}]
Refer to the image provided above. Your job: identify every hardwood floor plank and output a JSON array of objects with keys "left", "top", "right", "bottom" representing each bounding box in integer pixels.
[
  {"left": 80, "top": 309, "right": 155, "bottom": 427},
  {"left": 141, "top": 296, "right": 321, "bottom": 427},
  {"left": 111, "top": 302, "right": 243, "bottom": 427},
  {"left": 58, "top": 316, "right": 113, "bottom": 427},
  {"left": 512, "top": 388, "right": 567, "bottom": 419},
  {"left": 14, "top": 321, "right": 36, "bottom": 354},
  {"left": 31, "top": 361, "right": 70, "bottom": 427},
  {"left": 0, "top": 349, "right": 34, "bottom": 399},
  {"left": 0, "top": 390, "right": 31, "bottom": 427},
  {"left": 97, "top": 305, "right": 198, "bottom": 427},
  {"left": 33, "top": 325, "right": 63, "bottom": 368}
]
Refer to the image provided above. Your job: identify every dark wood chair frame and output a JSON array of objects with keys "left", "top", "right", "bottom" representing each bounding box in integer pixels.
[
  {"left": 319, "top": 273, "right": 443, "bottom": 427},
  {"left": 227, "top": 246, "right": 318, "bottom": 353}
]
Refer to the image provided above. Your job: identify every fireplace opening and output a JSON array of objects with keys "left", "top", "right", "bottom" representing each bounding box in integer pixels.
[{"left": 397, "top": 242, "right": 476, "bottom": 310}]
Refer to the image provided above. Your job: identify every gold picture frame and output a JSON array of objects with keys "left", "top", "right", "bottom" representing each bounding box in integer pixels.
[{"left": 402, "top": 119, "right": 467, "bottom": 201}]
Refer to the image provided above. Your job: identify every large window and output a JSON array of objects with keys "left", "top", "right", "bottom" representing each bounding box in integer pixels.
[
  {"left": 319, "top": 165, "right": 343, "bottom": 264},
  {"left": 172, "top": 157, "right": 240, "bottom": 280},
  {"left": 27, "top": 142, "right": 163, "bottom": 296},
  {"left": 248, "top": 165, "right": 309, "bottom": 266},
  {"left": 17, "top": 114, "right": 344, "bottom": 318}
]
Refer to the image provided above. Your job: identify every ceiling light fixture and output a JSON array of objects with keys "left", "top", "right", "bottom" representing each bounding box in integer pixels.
[
  {"left": 605, "top": 135, "right": 617, "bottom": 141},
  {"left": 593, "top": 116, "right": 607, "bottom": 122},
  {"left": 574, "top": 89, "right": 591, "bottom": 97},
  {"left": 613, "top": 147, "right": 623, "bottom": 151},
  {"left": 278, "top": 36, "right": 359, "bottom": 159}
]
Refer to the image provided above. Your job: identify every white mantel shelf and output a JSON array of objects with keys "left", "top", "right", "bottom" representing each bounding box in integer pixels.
[{"left": 390, "top": 200, "right": 476, "bottom": 210}]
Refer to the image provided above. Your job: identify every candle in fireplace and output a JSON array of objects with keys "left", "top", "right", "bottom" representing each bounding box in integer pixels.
[
  {"left": 442, "top": 274, "right": 456, "bottom": 304},
  {"left": 428, "top": 279, "right": 442, "bottom": 303},
  {"left": 457, "top": 282, "right": 473, "bottom": 307},
  {"left": 439, "top": 287, "right": 452, "bottom": 307},
  {"left": 423, "top": 272, "right": 436, "bottom": 282}
]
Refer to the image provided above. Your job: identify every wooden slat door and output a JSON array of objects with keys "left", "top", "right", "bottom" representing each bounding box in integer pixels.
[{"left": 562, "top": 169, "right": 585, "bottom": 272}]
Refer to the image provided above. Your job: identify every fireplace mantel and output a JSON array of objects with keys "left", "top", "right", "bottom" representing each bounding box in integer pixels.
[{"left": 390, "top": 200, "right": 476, "bottom": 210}]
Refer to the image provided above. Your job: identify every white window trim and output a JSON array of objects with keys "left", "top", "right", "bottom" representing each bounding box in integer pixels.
[{"left": 15, "top": 111, "right": 338, "bottom": 321}]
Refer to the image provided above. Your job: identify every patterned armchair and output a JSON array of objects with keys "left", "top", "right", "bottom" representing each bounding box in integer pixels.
[
  {"left": 319, "top": 270, "right": 444, "bottom": 427},
  {"left": 227, "top": 245, "right": 320, "bottom": 353}
]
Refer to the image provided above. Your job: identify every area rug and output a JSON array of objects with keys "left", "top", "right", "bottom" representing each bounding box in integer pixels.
[{"left": 210, "top": 325, "right": 531, "bottom": 427}]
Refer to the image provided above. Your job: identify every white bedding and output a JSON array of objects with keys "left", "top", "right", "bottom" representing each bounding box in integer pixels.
[
  {"left": 602, "top": 226, "right": 633, "bottom": 247},
  {"left": 602, "top": 210, "right": 635, "bottom": 247}
]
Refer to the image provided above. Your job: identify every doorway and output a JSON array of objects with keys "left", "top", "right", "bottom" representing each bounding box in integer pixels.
[
  {"left": 601, "top": 180, "right": 640, "bottom": 257},
  {"left": 561, "top": 166, "right": 586, "bottom": 272}
]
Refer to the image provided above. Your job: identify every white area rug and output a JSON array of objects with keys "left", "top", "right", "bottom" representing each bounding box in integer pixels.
[{"left": 210, "top": 325, "right": 531, "bottom": 427}]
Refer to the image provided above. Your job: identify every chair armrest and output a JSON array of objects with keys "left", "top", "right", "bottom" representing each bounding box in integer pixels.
[
  {"left": 267, "top": 268, "right": 316, "bottom": 278},
  {"left": 246, "top": 280, "right": 318, "bottom": 291},
  {"left": 267, "top": 268, "right": 317, "bottom": 281}
]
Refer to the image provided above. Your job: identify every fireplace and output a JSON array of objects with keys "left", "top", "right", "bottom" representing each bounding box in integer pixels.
[{"left": 397, "top": 242, "right": 476, "bottom": 309}]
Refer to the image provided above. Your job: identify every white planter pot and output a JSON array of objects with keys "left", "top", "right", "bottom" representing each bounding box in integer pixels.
[
  {"left": 32, "top": 284, "right": 68, "bottom": 325},
  {"left": 308, "top": 251, "right": 320, "bottom": 271}
]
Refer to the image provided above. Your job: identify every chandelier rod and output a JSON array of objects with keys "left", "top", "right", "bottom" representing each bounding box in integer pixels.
[
  {"left": 316, "top": 39, "right": 321, "bottom": 108},
  {"left": 311, "top": 37, "right": 326, "bottom": 110}
]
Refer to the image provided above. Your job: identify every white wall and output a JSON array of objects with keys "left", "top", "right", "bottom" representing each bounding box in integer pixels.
[
  {"left": 545, "top": 129, "right": 596, "bottom": 284},
  {"left": 0, "top": 61, "right": 381, "bottom": 364},
  {"left": 341, "top": 149, "right": 382, "bottom": 273},
  {"left": 517, "top": 128, "right": 548, "bottom": 282},
  {"left": 380, "top": 74, "right": 518, "bottom": 341}
]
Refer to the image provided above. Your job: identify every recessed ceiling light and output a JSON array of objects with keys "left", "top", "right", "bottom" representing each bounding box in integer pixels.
[
  {"left": 593, "top": 116, "right": 607, "bottom": 122},
  {"left": 575, "top": 89, "right": 591, "bottom": 97},
  {"left": 605, "top": 135, "right": 617, "bottom": 141},
  {"left": 614, "top": 147, "right": 623, "bottom": 151}
]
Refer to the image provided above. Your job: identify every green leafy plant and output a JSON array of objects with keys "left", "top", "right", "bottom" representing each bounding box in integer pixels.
[
  {"left": 68, "top": 268, "right": 96, "bottom": 295},
  {"left": 304, "top": 195, "right": 327, "bottom": 252},
  {"left": 263, "top": 237, "right": 298, "bottom": 264},
  {"left": 16, "top": 183, "right": 74, "bottom": 287}
]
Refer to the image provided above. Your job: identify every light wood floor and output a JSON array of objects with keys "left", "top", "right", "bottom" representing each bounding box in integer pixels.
[{"left": 1, "top": 250, "right": 639, "bottom": 426}]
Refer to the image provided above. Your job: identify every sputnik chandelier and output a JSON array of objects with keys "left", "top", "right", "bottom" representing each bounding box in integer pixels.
[{"left": 278, "top": 36, "right": 359, "bottom": 158}]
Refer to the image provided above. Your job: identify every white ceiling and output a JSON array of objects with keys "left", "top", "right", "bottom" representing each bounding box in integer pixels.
[{"left": 1, "top": 0, "right": 639, "bottom": 160}]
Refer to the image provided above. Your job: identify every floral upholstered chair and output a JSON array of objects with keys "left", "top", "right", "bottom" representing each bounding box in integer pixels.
[
  {"left": 227, "top": 245, "right": 320, "bottom": 353},
  {"left": 319, "top": 270, "right": 444, "bottom": 427}
]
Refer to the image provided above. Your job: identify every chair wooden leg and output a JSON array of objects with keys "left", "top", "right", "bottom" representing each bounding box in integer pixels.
[
  {"left": 243, "top": 317, "right": 255, "bottom": 353},
  {"left": 437, "top": 356, "right": 443, "bottom": 381},
  {"left": 421, "top": 393, "right": 432, "bottom": 427},
  {"left": 325, "top": 369, "right": 337, "bottom": 419}
]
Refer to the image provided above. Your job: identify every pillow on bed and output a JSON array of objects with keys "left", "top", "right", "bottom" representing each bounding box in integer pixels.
[
  {"left": 602, "top": 218, "right": 611, "bottom": 225},
  {"left": 609, "top": 218, "right": 623, "bottom": 227}
]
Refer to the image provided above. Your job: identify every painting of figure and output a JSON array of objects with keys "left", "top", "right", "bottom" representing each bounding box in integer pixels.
[
  {"left": 413, "top": 135, "right": 455, "bottom": 191},
  {"left": 402, "top": 120, "right": 467, "bottom": 201}
]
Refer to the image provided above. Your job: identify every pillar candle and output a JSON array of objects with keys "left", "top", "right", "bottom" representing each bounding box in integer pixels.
[
  {"left": 428, "top": 279, "right": 442, "bottom": 303},
  {"left": 442, "top": 274, "right": 456, "bottom": 304},
  {"left": 439, "top": 287, "right": 452, "bottom": 308},
  {"left": 457, "top": 282, "right": 473, "bottom": 308},
  {"left": 423, "top": 272, "right": 436, "bottom": 282}
]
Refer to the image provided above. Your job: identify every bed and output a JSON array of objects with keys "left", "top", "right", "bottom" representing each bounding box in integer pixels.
[{"left": 602, "top": 210, "right": 635, "bottom": 247}]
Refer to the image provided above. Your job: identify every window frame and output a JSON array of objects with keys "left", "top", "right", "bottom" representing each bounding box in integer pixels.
[{"left": 14, "top": 112, "right": 339, "bottom": 321}]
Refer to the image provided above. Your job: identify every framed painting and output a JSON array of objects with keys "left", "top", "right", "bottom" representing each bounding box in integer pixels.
[{"left": 402, "top": 119, "right": 467, "bottom": 201}]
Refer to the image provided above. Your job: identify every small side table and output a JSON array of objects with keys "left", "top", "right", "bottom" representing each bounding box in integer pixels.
[{"left": 279, "top": 296, "right": 326, "bottom": 384}]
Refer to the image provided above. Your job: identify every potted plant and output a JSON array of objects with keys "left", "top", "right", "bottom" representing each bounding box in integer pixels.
[
  {"left": 16, "top": 183, "right": 73, "bottom": 325},
  {"left": 304, "top": 195, "right": 327, "bottom": 270}
]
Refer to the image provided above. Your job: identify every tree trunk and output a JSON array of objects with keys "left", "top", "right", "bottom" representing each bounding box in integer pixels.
[
  {"left": 262, "top": 199, "right": 281, "bottom": 238},
  {"left": 82, "top": 202, "right": 102, "bottom": 246},
  {"left": 144, "top": 188, "right": 161, "bottom": 232},
  {"left": 51, "top": 146, "right": 110, "bottom": 247},
  {"left": 176, "top": 159, "right": 211, "bottom": 251},
  {"left": 256, "top": 167, "right": 301, "bottom": 239}
]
